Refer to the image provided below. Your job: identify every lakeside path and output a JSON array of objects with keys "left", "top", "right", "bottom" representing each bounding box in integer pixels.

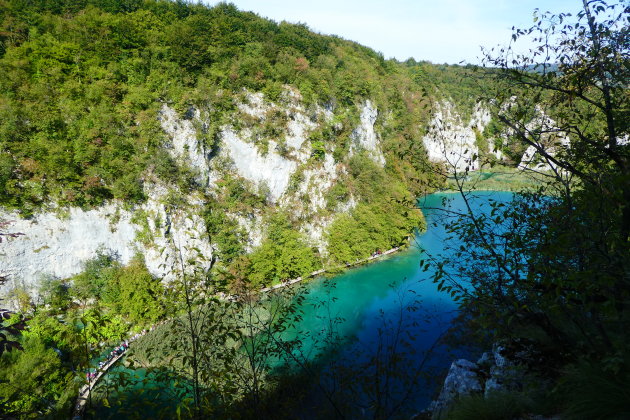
[
  {"left": 72, "top": 329, "right": 153, "bottom": 419},
  {"left": 72, "top": 246, "right": 401, "bottom": 418},
  {"left": 260, "top": 246, "right": 401, "bottom": 293}
]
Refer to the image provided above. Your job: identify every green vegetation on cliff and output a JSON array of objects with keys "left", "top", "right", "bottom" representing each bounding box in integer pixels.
[
  {"left": 327, "top": 153, "right": 424, "bottom": 266},
  {"left": 246, "top": 214, "right": 320, "bottom": 287},
  {"left": 0, "top": 0, "right": 442, "bottom": 215}
]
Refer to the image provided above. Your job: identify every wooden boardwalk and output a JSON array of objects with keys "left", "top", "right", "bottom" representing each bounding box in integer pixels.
[
  {"left": 73, "top": 353, "right": 123, "bottom": 418},
  {"left": 72, "top": 332, "right": 149, "bottom": 419},
  {"left": 260, "top": 247, "right": 400, "bottom": 293}
]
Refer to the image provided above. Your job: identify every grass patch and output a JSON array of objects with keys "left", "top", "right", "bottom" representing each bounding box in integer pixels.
[{"left": 446, "top": 166, "right": 546, "bottom": 192}]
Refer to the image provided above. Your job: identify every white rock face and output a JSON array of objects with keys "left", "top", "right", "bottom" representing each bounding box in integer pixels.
[
  {"left": 470, "top": 102, "right": 491, "bottom": 129},
  {"left": 137, "top": 185, "right": 215, "bottom": 282},
  {"left": 300, "top": 216, "right": 335, "bottom": 255},
  {"left": 0, "top": 90, "right": 332, "bottom": 300},
  {"left": 428, "top": 345, "right": 526, "bottom": 415},
  {"left": 161, "top": 95, "right": 379, "bottom": 208},
  {"left": 423, "top": 101, "right": 488, "bottom": 173},
  {"left": 237, "top": 90, "right": 317, "bottom": 162},
  {"left": 351, "top": 100, "right": 386, "bottom": 166},
  {"left": 285, "top": 110, "right": 317, "bottom": 160},
  {"left": 160, "top": 105, "right": 215, "bottom": 185},
  {"left": 0, "top": 185, "right": 215, "bottom": 299},
  {"left": 232, "top": 212, "right": 264, "bottom": 252},
  {"left": 220, "top": 89, "right": 334, "bottom": 201},
  {"left": 294, "top": 153, "right": 339, "bottom": 212},
  {"left": 237, "top": 91, "right": 267, "bottom": 119},
  {"left": 221, "top": 128, "right": 298, "bottom": 202},
  {"left": 0, "top": 205, "right": 138, "bottom": 296},
  {"left": 517, "top": 108, "right": 570, "bottom": 172}
]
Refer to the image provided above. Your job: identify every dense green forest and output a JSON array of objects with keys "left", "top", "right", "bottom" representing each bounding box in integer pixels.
[
  {"left": 1, "top": 0, "right": 628, "bottom": 419},
  {"left": 0, "top": 0, "right": 452, "bottom": 213}
]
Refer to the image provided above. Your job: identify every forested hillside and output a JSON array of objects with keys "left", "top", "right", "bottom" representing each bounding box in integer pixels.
[
  {"left": 0, "top": 0, "right": 481, "bottom": 301},
  {"left": 0, "top": 0, "right": 443, "bottom": 211},
  {"left": 0, "top": 2, "right": 469, "bottom": 416}
]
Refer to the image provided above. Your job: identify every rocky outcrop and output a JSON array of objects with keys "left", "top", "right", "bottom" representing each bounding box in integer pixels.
[
  {"left": 517, "top": 107, "right": 570, "bottom": 172},
  {"left": 136, "top": 184, "right": 214, "bottom": 282},
  {"left": 423, "top": 101, "right": 489, "bottom": 173},
  {"left": 427, "top": 344, "right": 525, "bottom": 418},
  {"left": 160, "top": 105, "right": 215, "bottom": 185},
  {"left": 350, "top": 100, "right": 386, "bottom": 166},
  {"left": 428, "top": 358, "right": 483, "bottom": 416},
  {"left": 221, "top": 127, "right": 298, "bottom": 202}
]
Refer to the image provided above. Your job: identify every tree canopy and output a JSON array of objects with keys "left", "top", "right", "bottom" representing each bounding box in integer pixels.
[{"left": 0, "top": 0, "right": 447, "bottom": 215}]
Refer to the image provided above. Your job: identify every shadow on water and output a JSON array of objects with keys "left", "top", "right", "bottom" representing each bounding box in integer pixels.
[{"left": 89, "top": 191, "right": 514, "bottom": 419}]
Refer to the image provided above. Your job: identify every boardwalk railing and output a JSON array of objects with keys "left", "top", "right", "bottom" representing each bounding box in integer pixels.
[{"left": 72, "top": 330, "right": 151, "bottom": 419}]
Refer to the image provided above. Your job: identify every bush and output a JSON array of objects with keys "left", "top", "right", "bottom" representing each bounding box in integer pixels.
[
  {"left": 72, "top": 250, "right": 120, "bottom": 301},
  {"left": 559, "top": 360, "right": 630, "bottom": 420},
  {"left": 0, "top": 334, "right": 76, "bottom": 418},
  {"left": 247, "top": 214, "right": 321, "bottom": 286},
  {"left": 116, "top": 257, "right": 166, "bottom": 325}
]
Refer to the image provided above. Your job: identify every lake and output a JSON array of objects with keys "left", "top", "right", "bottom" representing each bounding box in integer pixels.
[{"left": 91, "top": 190, "right": 514, "bottom": 418}]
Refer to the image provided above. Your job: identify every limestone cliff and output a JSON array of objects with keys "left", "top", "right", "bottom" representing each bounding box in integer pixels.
[
  {"left": 0, "top": 184, "right": 214, "bottom": 296},
  {"left": 423, "top": 101, "right": 490, "bottom": 172},
  {"left": 0, "top": 90, "right": 387, "bottom": 297},
  {"left": 423, "top": 99, "right": 570, "bottom": 173}
]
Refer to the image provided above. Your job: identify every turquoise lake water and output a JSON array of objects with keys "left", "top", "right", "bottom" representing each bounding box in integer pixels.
[
  {"left": 288, "top": 190, "right": 514, "bottom": 414},
  {"left": 92, "top": 190, "right": 514, "bottom": 417}
]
